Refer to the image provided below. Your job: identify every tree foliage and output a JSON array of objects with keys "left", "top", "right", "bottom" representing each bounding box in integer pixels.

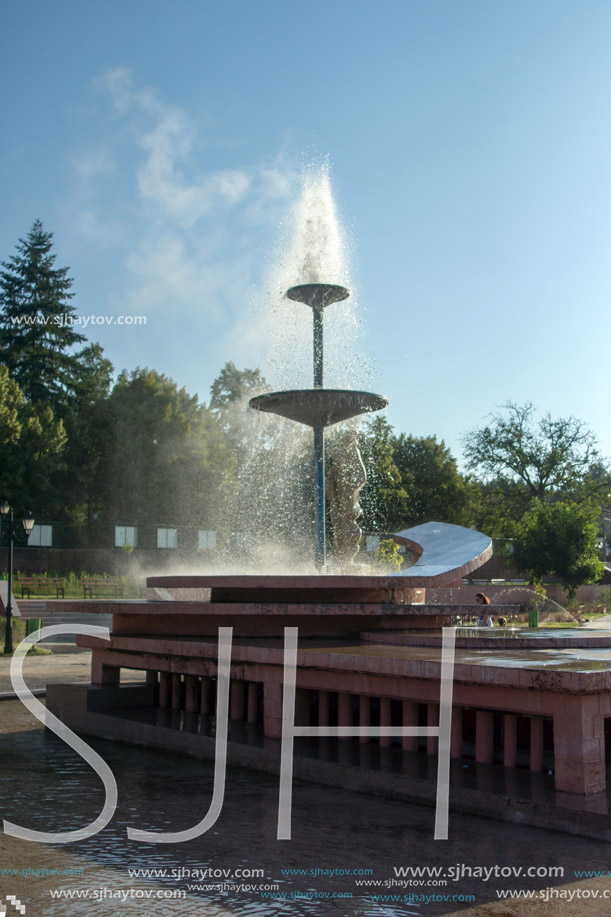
[
  {"left": 0, "top": 365, "right": 66, "bottom": 516},
  {"left": 463, "top": 402, "right": 610, "bottom": 549},
  {"left": 463, "top": 401, "right": 600, "bottom": 501},
  {"left": 57, "top": 343, "right": 115, "bottom": 524},
  {"left": 392, "top": 433, "right": 477, "bottom": 527},
  {"left": 100, "top": 368, "right": 235, "bottom": 532},
  {"left": 0, "top": 220, "right": 86, "bottom": 412},
  {"left": 513, "top": 500, "right": 604, "bottom": 598},
  {"left": 210, "top": 361, "right": 265, "bottom": 414},
  {"left": 209, "top": 363, "right": 317, "bottom": 553},
  {"left": 358, "top": 417, "right": 409, "bottom": 532}
]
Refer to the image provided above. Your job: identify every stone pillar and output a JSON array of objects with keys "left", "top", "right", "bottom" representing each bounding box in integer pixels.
[
  {"left": 427, "top": 703, "right": 439, "bottom": 754},
  {"left": 451, "top": 707, "right": 463, "bottom": 758},
  {"left": 530, "top": 716, "right": 544, "bottom": 772},
  {"left": 318, "top": 690, "right": 329, "bottom": 727},
  {"left": 91, "top": 655, "right": 120, "bottom": 686},
  {"left": 475, "top": 710, "right": 494, "bottom": 764},
  {"left": 185, "top": 675, "right": 199, "bottom": 713},
  {"left": 146, "top": 669, "right": 158, "bottom": 707},
  {"left": 338, "top": 693, "right": 352, "bottom": 737},
  {"left": 159, "top": 671, "right": 171, "bottom": 708},
  {"left": 503, "top": 714, "right": 517, "bottom": 768},
  {"left": 200, "top": 677, "right": 211, "bottom": 715},
  {"left": 264, "top": 682, "right": 283, "bottom": 738},
  {"left": 380, "top": 697, "right": 391, "bottom": 747},
  {"left": 553, "top": 697, "right": 606, "bottom": 794},
  {"left": 247, "top": 683, "right": 258, "bottom": 724},
  {"left": 402, "top": 700, "right": 418, "bottom": 752},
  {"left": 230, "top": 680, "right": 246, "bottom": 720},
  {"left": 297, "top": 689, "right": 311, "bottom": 727},
  {"left": 171, "top": 674, "right": 182, "bottom": 710},
  {"left": 359, "top": 695, "right": 370, "bottom": 744}
]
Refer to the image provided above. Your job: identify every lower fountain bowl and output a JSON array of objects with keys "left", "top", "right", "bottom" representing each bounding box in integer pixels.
[{"left": 249, "top": 389, "right": 388, "bottom": 427}]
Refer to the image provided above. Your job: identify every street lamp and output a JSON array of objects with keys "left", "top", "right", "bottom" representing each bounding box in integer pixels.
[{"left": 0, "top": 503, "right": 35, "bottom": 654}]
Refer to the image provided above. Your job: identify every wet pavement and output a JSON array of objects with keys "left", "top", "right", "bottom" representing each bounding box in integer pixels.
[
  {"left": 1, "top": 698, "right": 611, "bottom": 917},
  {"left": 3, "top": 624, "right": 611, "bottom": 914}
]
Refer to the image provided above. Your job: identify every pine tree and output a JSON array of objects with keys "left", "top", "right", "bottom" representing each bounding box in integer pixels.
[{"left": 0, "top": 220, "right": 85, "bottom": 411}]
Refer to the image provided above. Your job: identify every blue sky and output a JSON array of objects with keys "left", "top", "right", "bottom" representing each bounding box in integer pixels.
[{"left": 2, "top": 0, "right": 611, "bottom": 466}]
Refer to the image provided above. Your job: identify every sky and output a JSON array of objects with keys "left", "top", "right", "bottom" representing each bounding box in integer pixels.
[{"left": 2, "top": 0, "right": 611, "bottom": 467}]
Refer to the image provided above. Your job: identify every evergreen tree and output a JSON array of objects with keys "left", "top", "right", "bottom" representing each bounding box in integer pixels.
[
  {"left": 0, "top": 220, "right": 85, "bottom": 411},
  {"left": 56, "top": 343, "right": 115, "bottom": 525}
]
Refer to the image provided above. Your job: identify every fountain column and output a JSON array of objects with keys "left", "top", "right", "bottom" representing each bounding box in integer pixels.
[
  {"left": 313, "top": 303, "right": 325, "bottom": 567},
  {"left": 249, "top": 283, "right": 387, "bottom": 569}
]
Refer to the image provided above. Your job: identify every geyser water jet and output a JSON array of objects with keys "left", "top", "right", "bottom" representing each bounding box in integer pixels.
[{"left": 250, "top": 174, "right": 388, "bottom": 567}]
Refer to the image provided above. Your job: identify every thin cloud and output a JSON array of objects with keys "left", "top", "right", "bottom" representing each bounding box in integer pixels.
[
  {"left": 101, "top": 67, "right": 253, "bottom": 228},
  {"left": 72, "top": 149, "right": 115, "bottom": 179},
  {"left": 71, "top": 68, "right": 298, "bottom": 324}
]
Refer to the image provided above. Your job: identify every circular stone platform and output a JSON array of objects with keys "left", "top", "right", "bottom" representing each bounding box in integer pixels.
[
  {"left": 146, "top": 574, "right": 424, "bottom": 604},
  {"left": 360, "top": 627, "right": 611, "bottom": 649}
]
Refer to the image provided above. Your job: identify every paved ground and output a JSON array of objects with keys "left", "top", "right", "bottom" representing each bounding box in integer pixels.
[
  {"left": 581, "top": 613, "right": 611, "bottom": 628},
  {"left": 0, "top": 646, "right": 144, "bottom": 698}
]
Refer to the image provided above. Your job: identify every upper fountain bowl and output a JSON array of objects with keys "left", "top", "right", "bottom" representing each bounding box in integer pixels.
[{"left": 286, "top": 283, "right": 350, "bottom": 309}]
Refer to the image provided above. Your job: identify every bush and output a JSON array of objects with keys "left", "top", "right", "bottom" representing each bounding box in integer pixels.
[
  {"left": 375, "top": 539, "right": 403, "bottom": 571},
  {"left": 0, "top": 617, "right": 26, "bottom": 650}
]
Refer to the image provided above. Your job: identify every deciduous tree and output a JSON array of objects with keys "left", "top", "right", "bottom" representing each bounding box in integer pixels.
[
  {"left": 391, "top": 433, "right": 477, "bottom": 527},
  {"left": 0, "top": 366, "right": 66, "bottom": 517},
  {"left": 100, "top": 369, "right": 235, "bottom": 539},
  {"left": 210, "top": 362, "right": 266, "bottom": 415},
  {"left": 513, "top": 500, "right": 604, "bottom": 598},
  {"left": 463, "top": 401, "right": 600, "bottom": 502}
]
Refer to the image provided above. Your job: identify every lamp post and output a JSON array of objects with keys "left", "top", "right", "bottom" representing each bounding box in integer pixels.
[{"left": 1, "top": 502, "right": 35, "bottom": 654}]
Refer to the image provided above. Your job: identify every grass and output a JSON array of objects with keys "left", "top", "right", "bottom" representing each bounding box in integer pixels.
[
  {"left": 2, "top": 646, "right": 52, "bottom": 656},
  {"left": 0, "top": 619, "right": 51, "bottom": 655},
  {"left": 1, "top": 570, "right": 146, "bottom": 599}
]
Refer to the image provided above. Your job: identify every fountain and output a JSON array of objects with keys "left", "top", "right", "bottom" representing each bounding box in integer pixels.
[
  {"left": 39, "top": 169, "right": 611, "bottom": 843},
  {"left": 249, "top": 281, "right": 387, "bottom": 568}
]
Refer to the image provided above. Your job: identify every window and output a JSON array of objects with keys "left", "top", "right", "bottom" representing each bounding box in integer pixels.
[
  {"left": 28, "top": 524, "right": 53, "bottom": 547},
  {"left": 115, "top": 525, "right": 137, "bottom": 548},
  {"left": 157, "top": 527, "right": 178, "bottom": 549},
  {"left": 198, "top": 530, "right": 217, "bottom": 551},
  {"left": 235, "top": 532, "right": 253, "bottom": 551}
]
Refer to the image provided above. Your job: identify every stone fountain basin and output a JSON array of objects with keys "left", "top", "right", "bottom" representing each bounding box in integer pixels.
[
  {"left": 47, "top": 523, "right": 494, "bottom": 637},
  {"left": 147, "top": 522, "right": 492, "bottom": 604}
]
